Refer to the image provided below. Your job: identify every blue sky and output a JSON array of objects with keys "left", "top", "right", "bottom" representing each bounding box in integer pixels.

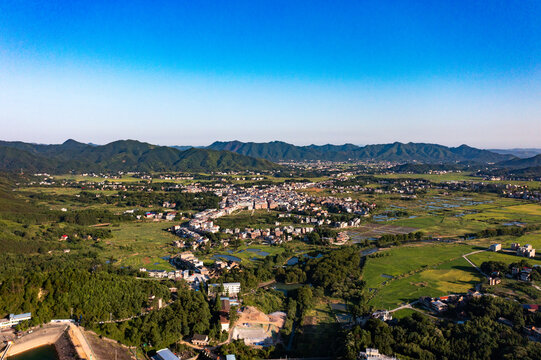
[{"left": 0, "top": 1, "right": 539, "bottom": 147}]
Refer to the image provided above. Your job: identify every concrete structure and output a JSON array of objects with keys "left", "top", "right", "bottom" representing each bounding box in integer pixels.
[{"left": 489, "top": 243, "right": 502, "bottom": 252}]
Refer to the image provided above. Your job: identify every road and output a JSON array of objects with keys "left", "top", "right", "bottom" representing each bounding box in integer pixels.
[
  {"left": 389, "top": 301, "right": 418, "bottom": 313},
  {"left": 462, "top": 250, "right": 488, "bottom": 278},
  {"left": 69, "top": 324, "right": 96, "bottom": 360}
]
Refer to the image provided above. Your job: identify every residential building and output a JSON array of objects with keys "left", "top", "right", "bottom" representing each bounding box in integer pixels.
[
  {"left": 208, "top": 282, "right": 241, "bottom": 297},
  {"left": 359, "top": 348, "right": 398, "bottom": 360},
  {"left": 371, "top": 310, "right": 392, "bottom": 321},
  {"left": 489, "top": 243, "right": 501, "bottom": 252},
  {"left": 192, "top": 334, "right": 209, "bottom": 346}
]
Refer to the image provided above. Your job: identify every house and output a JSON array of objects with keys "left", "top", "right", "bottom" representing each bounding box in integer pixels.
[
  {"left": 511, "top": 243, "right": 520, "bottom": 250},
  {"left": 430, "top": 300, "right": 448, "bottom": 312},
  {"left": 225, "top": 355, "right": 236, "bottom": 360},
  {"left": 522, "top": 304, "right": 540, "bottom": 313},
  {"left": 489, "top": 243, "right": 501, "bottom": 252},
  {"left": 191, "top": 334, "right": 209, "bottom": 346},
  {"left": 359, "top": 348, "right": 398, "bottom": 360},
  {"left": 517, "top": 244, "right": 536, "bottom": 258},
  {"left": 220, "top": 315, "right": 230, "bottom": 332},
  {"left": 165, "top": 212, "right": 177, "bottom": 221},
  {"left": 520, "top": 271, "right": 531, "bottom": 281},
  {"left": 489, "top": 277, "right": 501, "bottom": 286},
  {"left": 154, "top": 348, "right": 180, "bottom": 360},
  {"left": 371, "top": 310, "right": 392, "bottom": 321}
]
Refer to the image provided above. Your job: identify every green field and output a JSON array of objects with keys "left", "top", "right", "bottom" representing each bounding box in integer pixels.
[
  {"left": 468, "top": 250, "right": 541, "bottom": 267},
  {"left": 374, "top": 172, "right": 479, "bottom": 182},
  {"left": 363, "top": 243, "right": 480, "bottom": 288},
  {"left": 214, "top": 210, "right": 285, "bottom": 229},
  {"left": 368, "top": 257, "right": 484, "bottom": 309},
  {"left": 363, "top": 242, "right": 487, "bottom": 308}
]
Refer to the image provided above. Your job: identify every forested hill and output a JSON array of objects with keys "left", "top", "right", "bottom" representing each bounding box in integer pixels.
[
  {"left": 497, "top": 154, "right": 541, "bottom": 169},
  {"left": 208, "top": 141, "right": 515, "bottom": 163},
  {"left": 0, "top": 139, "right": 281, "bottom": 173}
]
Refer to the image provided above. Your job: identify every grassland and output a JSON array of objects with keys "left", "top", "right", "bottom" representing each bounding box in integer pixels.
[
  {"left": 293, "top": 298, "right": 340, "bottom": 357},
  {"left": 214, "top": 210, "right": 286, "bottom": 229},
  {"left": 202, "top": 244, "right": 286, "bottom": 264},
  {"left": 98, "top": 221, "right": 179, "bottom": 270}
]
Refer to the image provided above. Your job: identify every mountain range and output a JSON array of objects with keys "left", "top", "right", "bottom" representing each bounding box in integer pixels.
[
  {"left": 1, "top": 139, "right": 538, "bottom": 174},
  {"left": 489, "top": 148, "right": 541, "bottom": 158},
  {"left": 207, "top": 140, "right": 516, "bottom": 163},
  {"left": 0, "top": 140, "right": 280, "bottom": 173}
]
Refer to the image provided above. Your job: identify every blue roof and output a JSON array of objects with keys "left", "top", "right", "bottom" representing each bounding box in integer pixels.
[
  {"left": 10, "top": 313, "right": 31, "bottom": 320},
  {"left": 155, "top": 348, "right": 179, "bottom": 360},
  {"left": 226, "top": 355, "right": 236, "bottom": 360}
]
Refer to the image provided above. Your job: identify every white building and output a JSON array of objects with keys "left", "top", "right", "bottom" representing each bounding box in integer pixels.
[
  {"left": 0, "top": 313, "right": 32, "bottom": 328},
  {"left": 208, "top": 282, "right": 241, "bottom": 297},
  {"left": 489, "top": 243, "right": 501, "bottom": 252}
]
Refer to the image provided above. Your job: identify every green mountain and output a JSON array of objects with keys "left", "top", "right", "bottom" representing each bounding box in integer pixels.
[
  {"left": 208, "top": 141, "right": 515, "bottom": 163},
  {"left": 0, "top": 140, "right": 280, "bottom": 173},
  {"left": 497, "top": 154, "right": 541, "bottom": 169}
]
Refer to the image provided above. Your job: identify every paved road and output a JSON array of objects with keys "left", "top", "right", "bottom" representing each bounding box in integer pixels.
[
  {"left": 69, "top": 324, "right": 96, "bottom": 360},
  {"left": 462, "top": 250, "right": 488, "bottom": 278},
  {"left": 389, "top": 301, "right": 418, "bottom": 313}
]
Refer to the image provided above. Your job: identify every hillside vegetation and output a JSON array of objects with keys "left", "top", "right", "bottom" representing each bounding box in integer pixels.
[
  {"left": 0, "top": 139, "right": 281, "bottom": 173},
  {"left": 208, "top": 141, "right": 516, "bottom": 163}
]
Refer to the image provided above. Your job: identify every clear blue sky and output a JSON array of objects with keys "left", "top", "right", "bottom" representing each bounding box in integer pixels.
[{"left": 0, "top": 1, "right": 539, "bottom": 147}]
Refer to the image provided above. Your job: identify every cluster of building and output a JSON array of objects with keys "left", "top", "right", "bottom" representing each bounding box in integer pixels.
[
  {"left": 142, "top": 211, "right": 177, "bottom": 221},
  {"left": 490, "top": 243, "right": 536, "bottom": 258},
  {"left": 512, "top": 243, "right": 536, "bottom": 258},
  {"left": 419, "top": 294, "right": 468, "bottom": 313},
  {"left": 502, "top": 186, "right": 541, "bottom": 203}
]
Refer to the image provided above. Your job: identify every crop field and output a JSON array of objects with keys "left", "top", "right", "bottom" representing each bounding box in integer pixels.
[
  {"left": 373, "top": 172, "right": 479, "bottom": 182},
  {"left": 467, "top": 250, "right": 541, "bottom": 267},
  {"left": 368, "top": 256, "right": 484, "bottom": 309},
  {"left": 347, "top": 223, "right": 418, "bottom": 242},
  {"left": 371, "top": 173, "right": 541, "bottom": 189},
  {"left": 363, "top": 242, "right": 480, "bottom": 288}
]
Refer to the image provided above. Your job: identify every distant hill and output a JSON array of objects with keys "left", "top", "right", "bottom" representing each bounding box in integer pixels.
[
  {"left": 0, "top": 140, "right": 281, "bottom": 173},
  {"left": 497, "top": 154, "right": 541, "bottom": 169},
  {"left": 489, "top": 148, "right": 541, "bottom": 158},
  {"left": 208, "top": 141, "right": 515, "bottom": 163}
]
